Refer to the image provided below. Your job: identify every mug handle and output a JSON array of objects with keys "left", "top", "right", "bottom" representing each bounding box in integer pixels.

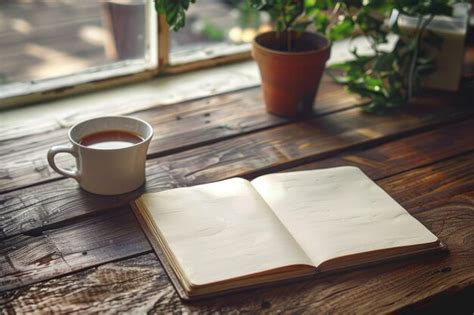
[{"left": 47, "top": 145, "right": 80, "bottom": 181}]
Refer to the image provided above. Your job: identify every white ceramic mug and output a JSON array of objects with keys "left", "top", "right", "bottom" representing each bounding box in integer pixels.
[{"left": 47, "top": 116, "right": 153, "bottom": 195}]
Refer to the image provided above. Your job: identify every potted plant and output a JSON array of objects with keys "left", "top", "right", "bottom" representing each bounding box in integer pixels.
[
  {"left": 155, "top": 0, "right": 469, "bottom": 115},
  {"left": 155, "top": 0, "right": 331, "bottom": 117},
  {"left": 249, "top": 0, "right": 331, "bottom": 117},
  {"left": 307, "top": 0, "right": 470, "bottom": 113}
]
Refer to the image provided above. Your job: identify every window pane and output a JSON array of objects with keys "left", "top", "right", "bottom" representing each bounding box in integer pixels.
[
  {"left": 170, "top": 0, "right": 270, "bottom": 65},
  {"left": 0, "top": 0, "right": 154, "bottom": 95}
]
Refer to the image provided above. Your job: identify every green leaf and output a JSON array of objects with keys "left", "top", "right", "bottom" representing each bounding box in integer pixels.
[
  {"left": 329, "top": 16, "right": 354, "bottom": 40},
  {"left": 276, "top": 19, "right": 285, "bottom": 32},
  {"left": 311, "top": 0, "right": 333, "bottom": 9},
  {"left": 313, "top": 12, "right": 330, "bottom": 34},
  {"left": 292, "top": 20, "right": 313, "bottom": 32},
  {"left": 155, "top": 0, "right": 194, "bottom": 31},
  {"left": 372, "top": 52, "right": 395, "bottom": 72}
]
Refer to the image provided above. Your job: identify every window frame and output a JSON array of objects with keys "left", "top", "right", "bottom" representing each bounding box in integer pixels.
[{"left": 0, "top": 3, "right": 252, "bottom": 109}]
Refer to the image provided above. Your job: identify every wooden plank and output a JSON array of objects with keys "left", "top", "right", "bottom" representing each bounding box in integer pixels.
[
  {"left": 288, "top": 119, "right": 474, "bottom": 180},
  {"left": 2, "top": 109, "right": 474, "bottom": 241},
  {"left": 4, "top": 74, "right": 469, "bottom": 194},
  {"left": 1, "top": 119, "right": 474, "bottom": 292},
  {"left": 158, "top": 106, "right": 473, "bottom": 187},
  {"left": 2, "top": 152, "right": 474, "bottom": 313},
  {"left": 0, "top": 170, "right": 174, "bottom": 239},
  {"left": 0, "top": 206, "right": 150, "bottom": 292},
  {"left": 0, "top": 78, "right": 357, "bottom": 193},
  {"left": 2, "top": 39, "right": 473, "bottom": 311},
  {"left": 0, "top": 74, "right": 346, "bottom": 143}
]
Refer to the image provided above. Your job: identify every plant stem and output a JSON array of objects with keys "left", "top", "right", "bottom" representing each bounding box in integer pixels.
[
  {"left": 284, "top": 0, "right": 304, "bottom": 51},
  {"left": 286, "top": 0, "right": 304, "bottom": 30},
  {"left": 407, "top": 14, "right": 434, "bottom": 101}
]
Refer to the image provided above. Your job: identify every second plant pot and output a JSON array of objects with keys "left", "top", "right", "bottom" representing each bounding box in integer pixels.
[{"left": 252, "top": 31, "right": 331, "bottom": 117}]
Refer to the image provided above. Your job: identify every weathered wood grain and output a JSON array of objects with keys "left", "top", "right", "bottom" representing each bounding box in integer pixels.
[
  {"left": 0, "top": 168, "right": 175, "bottom": 239},
  {"left": 0, "top": 89, "right": 273, "bottom": 193},
  {"left": 0, "top": 75, "right": 347, "bottom": 143},
  {"left": 289, "top": 118, "right": 474, "bottom": 180},
  {"left": 1, "top": 34, "right": 473, "bottom": 315},
  {"left": 0, "top": 77, "right": 357, "bottom": 193},
  {"left": 0, "top": 207, "right": 150, "bottom": 292},
  {"left": 2, "top": 106, "right": 474, "bottom": 242},
  {"left": 1, "top": 124, "right": 474, "bottom": 293},
  {"left": 160, "top": 107, "right": 473, "bottom": 186},
  {"left": 2, "top": 154, "right": 474, "bottom": 313}
]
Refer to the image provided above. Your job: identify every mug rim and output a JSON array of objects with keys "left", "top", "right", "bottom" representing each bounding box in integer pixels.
[{"left": 68, "top": 115, "right": 154, "bottom": 151}]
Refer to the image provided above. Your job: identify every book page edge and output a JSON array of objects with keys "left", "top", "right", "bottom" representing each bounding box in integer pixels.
[{"left": 130, "top": 198, "right": 192, "bottom": 301}]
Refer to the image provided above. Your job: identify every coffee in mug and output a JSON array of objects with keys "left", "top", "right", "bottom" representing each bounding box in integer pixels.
[
  {"left": 80, "top": 130, "right": 144, "bottom": 149},
  {"left": 47, "top": 116, "right": 154, "bottom": 195}
]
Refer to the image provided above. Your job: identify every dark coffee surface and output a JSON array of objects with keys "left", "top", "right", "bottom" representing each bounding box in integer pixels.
[{"left": 80, "top": 130, "right": 143, "bottom": 149}]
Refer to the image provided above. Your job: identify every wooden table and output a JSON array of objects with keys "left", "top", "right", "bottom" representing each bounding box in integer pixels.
[{"left": 1, "top": 71, "right": 474, "bottom": 313}]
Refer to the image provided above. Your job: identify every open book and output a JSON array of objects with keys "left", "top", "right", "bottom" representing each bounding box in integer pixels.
[{"left": 131, "top": 166, "right": 444, "bottom": 300}]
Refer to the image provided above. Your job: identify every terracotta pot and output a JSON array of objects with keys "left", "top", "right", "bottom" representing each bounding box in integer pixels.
[{"left": 252, "top": 31, "right": 331, "bottom": 117}]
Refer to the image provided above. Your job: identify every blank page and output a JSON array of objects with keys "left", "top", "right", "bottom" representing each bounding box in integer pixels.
[
  {"left": 139, "top": 178, "right": 312, "bottom": 286},
  {"left": 251, "top": 167, "right": 439, "bottom": 267}
]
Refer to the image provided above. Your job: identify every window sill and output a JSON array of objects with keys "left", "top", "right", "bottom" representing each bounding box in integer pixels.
[
  {"left": 0, "top": 36, "right": 384, "bottom": 135},
  {"left": 0, "top": 60, "right": 260, "bottom": 135}
]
